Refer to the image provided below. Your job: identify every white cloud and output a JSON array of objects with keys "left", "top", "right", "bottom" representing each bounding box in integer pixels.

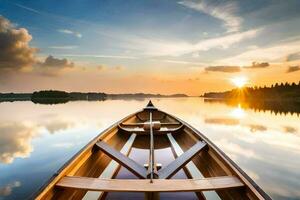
[
  {"left": 161, "top": 59, "right": 206, "bottom": 66},
  {"left": 178, "top": 0, "right": 243, "bottom": 33},
  {"left": 221, "top": 39, "right": 300, "bottom": 65},
  {"left": 58, "top": 29, "right": 82, "bottom": 38},
  {"left": 49, "top": 46, "right": 78, "bottom": 49},
  {"left": 130, "top": 28, "right": 259, "bottom": 57},
  {"left": 61, "top": 54, "right": 138, "bottom": 59}
]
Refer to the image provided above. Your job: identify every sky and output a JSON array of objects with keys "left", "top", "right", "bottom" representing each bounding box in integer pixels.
[{"left": 0, "top": 0, "right": 300, "bottom": 95}]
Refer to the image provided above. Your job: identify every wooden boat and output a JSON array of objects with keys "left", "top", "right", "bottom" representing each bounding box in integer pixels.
[{"left": 34, "top": 101, "right": 271, "bottom": 200}]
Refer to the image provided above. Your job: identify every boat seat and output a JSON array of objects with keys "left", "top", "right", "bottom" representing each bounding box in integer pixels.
[
  {"left": 95, "top": 141, "right": 147, "bottom": 179},
  {"left": 143, "top": 121, "right": 161, "bottom": 130},
  {"left": 158, "top": 141, "right": 207, "bottom": 179},
  {"left": 118, "top": 124, "right": 184, "bottom": 135},
  {"left": 57, "top": 176, "right": 244, "bottom": 192}
]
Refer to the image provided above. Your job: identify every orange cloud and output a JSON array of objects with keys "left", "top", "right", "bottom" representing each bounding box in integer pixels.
[
  {"left": 0, "top": 16, "right": 37, "bottom": 71},
  {"left": 205, "top": 66, "right": 241, "bottom": 73}
]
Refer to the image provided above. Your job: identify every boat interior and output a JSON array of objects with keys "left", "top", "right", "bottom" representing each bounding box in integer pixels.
[{"left": 35, "top": 101, "right": 269, "bottom": 200}]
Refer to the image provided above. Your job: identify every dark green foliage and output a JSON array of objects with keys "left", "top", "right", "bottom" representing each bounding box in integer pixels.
[{"left": 32, "top": 90, "right": 70, "bottom": 99}]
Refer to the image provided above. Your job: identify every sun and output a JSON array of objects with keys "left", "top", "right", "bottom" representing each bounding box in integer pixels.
[{"left": 231, "top": 77, "right": 248, "bottom": 88}]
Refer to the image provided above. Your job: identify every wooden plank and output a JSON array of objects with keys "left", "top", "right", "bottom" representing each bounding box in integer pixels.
[
  {"left": 82, "top": 133, "right": 136, "bottom": 200},
  {"left": 118, "top": 124, "right": 184, "bottom": 135},
  {"left": 158, "top": 140, "right": 207, "bottom": 179},
  {"left": 167, "top": 133, "right": 221, "bottom": 200},
  {"left": 57, "top": 176, "right": 244, "bottom": 192},
  {"left": 121, "top": 122, "right": 181, "bottom": 127},
  {"left": 95, "top": 140, "right": 147, "bottom": 179}
]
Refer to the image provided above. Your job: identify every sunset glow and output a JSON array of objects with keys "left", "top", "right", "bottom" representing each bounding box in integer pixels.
[
  {"left": 231, "top": 77, "right": 248, "bottom": 88},
  {"left": 0, "top": 1, "right": 299, "bottom": 95}
]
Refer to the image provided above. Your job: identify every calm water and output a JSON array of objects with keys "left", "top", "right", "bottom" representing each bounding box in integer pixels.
[{"left": 0, "top": 98, "right": 299, "bottom": 200}]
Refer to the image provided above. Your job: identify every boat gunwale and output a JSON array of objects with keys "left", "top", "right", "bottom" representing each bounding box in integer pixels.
[{"left": 32, "top": 110, "right": 141, "bottom": 200}]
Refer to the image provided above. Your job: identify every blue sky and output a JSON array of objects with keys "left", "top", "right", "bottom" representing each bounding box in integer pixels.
[{"left": 0, "top": 0, "right": 300, "bottom": 94}]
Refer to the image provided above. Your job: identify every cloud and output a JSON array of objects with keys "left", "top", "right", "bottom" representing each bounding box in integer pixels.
[
  {"left": 97, "top": 65, "right": 124, "bottom": 72},
  {"left": 215, "top": 139, "right": 259, "bottom": 160},
  {"left": 49, "top": 46, "right": 78, "bottom": 49},
  {"left": 0, "top": 181, "right": 21, "bottom": 196},
  {"left": 61, "top": 54, "right": 138, "bottom": 59},
  {"left": 43, "top": 120, "right": 73, "bottom": 134},
  {"left": 36, "top": 55, "right": 74, "bottom": 76},
  {"left": 178, "top": 0, "right": 242, "bottom": 32},
  {"left": 248, "top": 124, "right": 267, "bottom": 133},
  {"left": 161, "top": 59, "right": 206, "bottom": 66},
  {"left": 0, "top": 16, "right": 76, "bottom": 77},
  {"left": 204, "top": 66, "right": 241, "bottom": 73},
  {"left": 0, "top": 15, "right": 37, "bottom": 72},
  {"left": 245, "top": 62, "right": 270, "bottom": 68},
  {"left": 0, "top": 122, "right": 38, "bottom": 164},
  {"left": 286, "top": 52, "right": 300, "bottom": 62},
  {"left": 58, "top": 29, "right": 82, "bottom": 38},
  {"left": 283, "top": 126, "right": 298, "bottom": 134},
  {"left": 221, "top": 39, "right": 300, "bottom": 65},
  {"left": 13, "top": 3, "right": 42, "bottom": 14},
  {"left": 204, "top": 117, "right": 239, "bottom": 125},
  {"left": 113, "top": 66, "right": 124, "bottom": 71},
  {"left": 131, "top": 29, "right": 259, "bottom": 57},
  {"left": 286, "top": 66, "right": 300, "bottom": 73}
]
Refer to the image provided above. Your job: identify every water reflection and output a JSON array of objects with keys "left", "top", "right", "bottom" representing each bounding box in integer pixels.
[
  {"left": 230, "top": 104, "right": 246, "bottom": 118},
  {"left": 204, "top": 98, "right": 300, "bottom": 116},
  {"left": 0, "top": 122, "right": 38, "bottom": 164},
  {"left": 0, "top": 99, "right": 299, "bottom": 200},
  {"left": 204, "top": 117, "right": 239, "bottom": 126},
  {"left": 0, "top": 181, "right": 21, "bottom": 196}
]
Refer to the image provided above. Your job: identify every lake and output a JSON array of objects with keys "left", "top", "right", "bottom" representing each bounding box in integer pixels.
[{"left": 0, "top": 98, "right": 299, "bottom": 200}]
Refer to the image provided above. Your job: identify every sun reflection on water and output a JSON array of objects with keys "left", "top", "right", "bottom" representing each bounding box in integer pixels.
[{"left": 230, "top": 104, "right": 246, "bottom": 119}]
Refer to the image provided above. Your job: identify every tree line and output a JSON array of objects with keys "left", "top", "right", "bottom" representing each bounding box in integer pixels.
[{"left": 203, "top": 81, "right": 300, "bottom": 100}]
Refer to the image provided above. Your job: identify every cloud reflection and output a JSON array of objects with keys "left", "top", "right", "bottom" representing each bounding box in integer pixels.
[
  {"left": 43, "top": 120, "right": 74, "bottom": 134},
  {"left": 248, "top": 124, "right": 267, "bottom": 133},
  {"left": 0, "top": 181, "right": 21, "bottom": 196},
  {"left": 283, "top": 126, "right": 298, "bottom": 134},
  {"left": 204, "top": 117, "right": 239, "bottom": 126},
  {"left": 0, "top": 122, "right": 38, "bottom": 164}
]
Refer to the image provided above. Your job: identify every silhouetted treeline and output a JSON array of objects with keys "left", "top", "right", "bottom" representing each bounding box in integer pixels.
[
  {"left": 32, "top": 90, "right": 69, "bottom": 99},
  {"left": 203, "top": 81, "right": 300, "bottom": 100},
  {"left": 0, "top": 91, "right": 188, "bottom": 104},
  {"left": 0, "top": 93, "right": 31, "bottom": 102},
  {"left": 31, "top": 90, "right": 107, "bottom": 104}
]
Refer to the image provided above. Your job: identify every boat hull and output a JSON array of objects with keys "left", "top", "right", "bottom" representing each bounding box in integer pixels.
[{"left": 34, "top": 106, "right": 271, "bottom": 200}]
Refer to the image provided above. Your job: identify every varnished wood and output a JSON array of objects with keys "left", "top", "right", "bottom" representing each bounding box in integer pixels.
[
  {"left": 83, "top": 133, "right": 137, "bottom": 200},
  {"left": 167, "top": 133, "right": 221, "bottom": 200},
  {"left": 34, "top": 102, "right": 271, "bottom": 200},
  {"left": 95, "top": 141, "right": 147, "bottom": 179},
  {"left": 121, "top": 122, "right": 181, "bottom": 127},
  {"left": 57, "top": 176, "right": 244, "bottom": 192},
  {"left": 118, "top": 124, "right": 184, "bottom": 135},
  {"left": 159, "top": 141, "right": 207, "bottom": 179}
]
